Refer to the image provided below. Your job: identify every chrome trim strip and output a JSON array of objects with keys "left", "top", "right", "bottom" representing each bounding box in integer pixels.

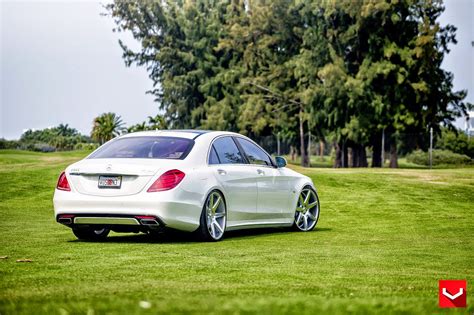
[{"left": 73, "top": 217, "right": 140, "bottom": 225}]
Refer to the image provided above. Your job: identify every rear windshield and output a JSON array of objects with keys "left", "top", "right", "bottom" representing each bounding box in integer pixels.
[{"left": 88, "top": 137, "right": 194, "bottom": 160}]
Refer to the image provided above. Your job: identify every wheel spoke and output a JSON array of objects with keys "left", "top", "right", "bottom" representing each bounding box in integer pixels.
[
  {"left": 211, "top": 196, "right": 221, "bottom": 212},
  {"left": 210, "top": 222, "right": 216, "bottom": 238},
  {"left": 307, "top": 211, "right": 316, "bottom": 221},
  {"left": 304, "top": 190, "right": 312, "bottom": 205},
  {"left": 303, "top": 215, "right": 308, "bottom": 230},
  {"left": 296, "top": 206, "right": 305, "bottom": 212},
  {"left": 298, "top": 194, "right": 304, "bottom": 207},
  {"left": 213, "top": 221, "right": 223, "bottom": 233},
  {"left": 296, "top": 212, "right": 303, "bottom": 224},
  {"left": 214, "top": 212, "right": 225, "bottom": 218},
  {"left": 307, "top": 201, "right": 318, "bottom": 209}
]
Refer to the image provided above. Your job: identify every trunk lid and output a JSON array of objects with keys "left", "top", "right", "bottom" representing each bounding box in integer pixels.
[{"left": 67, "top": 159, "right": 164, "bottom": 197}]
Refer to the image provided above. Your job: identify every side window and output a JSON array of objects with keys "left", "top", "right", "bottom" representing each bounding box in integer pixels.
[
  {"left": 236, "top": 138, "right": 273, "bottom": 166},
  {"left": 212, "top": 137, "right": 245, "bottom": 164},
  {"left": 208, "top": 146, "right": 220, "bottom": 164}
]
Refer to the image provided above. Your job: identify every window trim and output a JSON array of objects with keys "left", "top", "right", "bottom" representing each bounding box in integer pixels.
[
  {"left": 208, "top": 145, "right": 221, "bottom": 165},
  {"left": 206, "top": 135, "right": 276, "bottom": 168},
  {"left": 88, "top": 136, "right": 195, "bottom": 160},
  {"left": 207, "top": 135, "right": 249, "bottom": 166},
  {"left": 233, "top": 136, "right": 276, "bottom": 168}
]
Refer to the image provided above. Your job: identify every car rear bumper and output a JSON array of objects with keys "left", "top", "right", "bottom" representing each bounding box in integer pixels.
[{"left": 53, "top": 189, "right": 203, "bottom": 232}]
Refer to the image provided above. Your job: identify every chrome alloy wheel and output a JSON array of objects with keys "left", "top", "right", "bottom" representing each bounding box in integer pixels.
[
  {"left": 206, "top": 191, "right": 226, "bottom": 240},
  {"left": 294, "top": 187, "right": 319, "bottom": 231}
]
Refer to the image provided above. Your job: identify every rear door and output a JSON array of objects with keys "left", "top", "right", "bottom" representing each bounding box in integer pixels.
[
  {"left": 209, "top": 136, "right": 257, "bottom": 224},
  {"left": 234, "top": 137, "right": 290, "bottom": 218}
]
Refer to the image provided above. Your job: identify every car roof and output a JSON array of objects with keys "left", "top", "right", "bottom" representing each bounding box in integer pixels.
[{"left": 120, "top": 129, "right": 221, "bottom": 140}]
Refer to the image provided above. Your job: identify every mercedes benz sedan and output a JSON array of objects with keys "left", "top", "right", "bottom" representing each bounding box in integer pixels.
[{"left": 53, "top": 130, "right": 320, "bottom": 241}]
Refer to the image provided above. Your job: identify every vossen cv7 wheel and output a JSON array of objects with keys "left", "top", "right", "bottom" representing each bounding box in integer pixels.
[
  {"left": 197, "top": 190, "right": 226, "bottom": 241},
  {"left": 294, "top": 186, "right": 320, "bottom": 231}
]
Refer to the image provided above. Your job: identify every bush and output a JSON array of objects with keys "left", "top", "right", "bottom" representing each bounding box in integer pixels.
[
  {"left": 0, "top": 138, "right": 20, "bottom": 149},
  {"left": 74, "top": 143, "right": 99, "bottom": 151},
  {"left": 406, "top": 149, "right": 473, "bottom": 166},
  {"left": 18, "top": 143, "right": 56, "bottom": 152},
  {"left": 436, "top": 128, "right": 474, "bottom": 158}
]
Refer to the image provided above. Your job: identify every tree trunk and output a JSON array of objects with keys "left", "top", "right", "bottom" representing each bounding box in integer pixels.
[
  {"left": 359, "top": 145, "right": 368, "bottom": 167},
  {"left": 299, "top": 109, "right": 309, "bottom": 167},
  {"left": 290, "top": 146, "right": 296, "bottom": 161},
  {"left": 390, "top": 141, "right": 398, "bottom": 168},
  {"left": 319, "top": 140, "right": 325, "bottom": 161},
  {"left": 343, "top": 143, "right": 349, "bottom": 168},
  {"left": 348, "top": 147, "right": 354, "bottom": 167},
  {"left": 307, "top": 129, "right": 311, "bottom": 167},
  {"left": 334, "top": 141, "right": 342, "bottom": 168},
  {"left": 372, "top": 135, "right": 382, "bottom": 167}
]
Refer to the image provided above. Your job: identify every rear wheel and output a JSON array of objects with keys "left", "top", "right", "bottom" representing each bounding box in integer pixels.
[
  {"left": 196, "top": 190, "right": 226, "bottom": 241},
  {"left": 72, "top": 227, "right": 110, "bottom": 241},
  {"left": 293, "top": 186, "right": 320, "bottom": 231}
]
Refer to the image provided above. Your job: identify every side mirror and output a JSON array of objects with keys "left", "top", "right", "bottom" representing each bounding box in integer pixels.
[{"left": 275, "top": 156, "right": 287, "bottom": 168}]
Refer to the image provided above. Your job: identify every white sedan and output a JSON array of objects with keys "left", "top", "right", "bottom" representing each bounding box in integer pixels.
[{"left": 53, "top": 130, "right": 320, "bottom": 241}]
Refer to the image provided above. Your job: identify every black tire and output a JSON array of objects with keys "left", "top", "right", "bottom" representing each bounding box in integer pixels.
[
  {"left": 72, "top": 227, "right": 110, "bottom": 241},
  {"left": 293, "top": 186, "right": 320, "bottom": 232},
  {"left": 195, "top": 190, "right": 226, "bottom": 242}
]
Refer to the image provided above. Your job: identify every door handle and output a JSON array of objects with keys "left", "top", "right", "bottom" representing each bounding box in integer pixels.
[
  {"left": 257, "top": 169, "right": 265, "bottom": 175},
  {"left": 217, "top": 169, "right": 227, "bottom": 175}
]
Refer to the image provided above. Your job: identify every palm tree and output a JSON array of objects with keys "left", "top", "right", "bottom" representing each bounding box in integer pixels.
[
  {"left": 56, "top": 123, "right": 78, "bottom": 137},
  {"left": 127, "top": 122, "right": 147, "bottom": 133},
  {"left": 91, "top": 113, "right": 125, "bottom": 144},
  {"left": 147, "top": 114, "right": 167, "bottom": 130}
]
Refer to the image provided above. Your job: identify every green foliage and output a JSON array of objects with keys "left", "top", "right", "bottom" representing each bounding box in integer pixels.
[
  {"left": 127, "top": 114, "right": 168, "bottom": 133},
  {"left": 436, "top": 127, "right": 474, "bottom": 158},
  {"left": 91, "top": 112, "right": 125, "bottom": 144},
  {"left": 0, "top": 138, "right": 20, "bottom": 150},
  {"left": 16, "top": 125, "right": 92, "bottom": 152},
  {"left": 406, "top": 149, "right": 472, "bottom": 166},
  {"left": 74, "top": 143, "right": 99, "bottom": 151},
  {"left": 106, "top": 0, "right": 469, "bottom": 168}
]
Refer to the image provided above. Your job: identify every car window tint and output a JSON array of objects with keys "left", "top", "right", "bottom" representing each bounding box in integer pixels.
[
  {"left": 88, "top": 137, "right": 193, "bottom": 160},
  {"left": 208, "top": 146, "right": 220, "bottom": 164},
  {"left": 236, "top": 138, "right": 272, "bottom": 166},
  {"left": 212, "top": 137, "right": 245, "bottom": 164}
]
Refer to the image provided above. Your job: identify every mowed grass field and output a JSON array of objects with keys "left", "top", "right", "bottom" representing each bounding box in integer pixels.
[{"left": 0, "top": 150, "right": 473, "bottom": 314}]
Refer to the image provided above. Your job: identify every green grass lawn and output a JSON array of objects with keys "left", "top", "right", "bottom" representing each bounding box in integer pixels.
[{"left": 0, "top": 150, "right": 473, "bottom": 314}]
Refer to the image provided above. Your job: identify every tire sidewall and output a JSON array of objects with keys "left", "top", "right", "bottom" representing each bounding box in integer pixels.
[
  {"left": 198, "top": 190, "right": 226, "bottom": 241},
  {"left": 293, "top": 186, "right": 320, "bottom": 232}
]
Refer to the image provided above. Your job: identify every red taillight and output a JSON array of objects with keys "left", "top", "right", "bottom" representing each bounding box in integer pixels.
[
  {"left": 56, "top": 171, "right": 71, "bottom": 191},
  {"left": 147, "top": 169, "right": 185, "bottom": 192}
]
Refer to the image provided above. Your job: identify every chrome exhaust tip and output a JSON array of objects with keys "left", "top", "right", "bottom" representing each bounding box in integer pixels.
[
  {"left": 58, "top": 217, "right": 73, "bottom": 225},
  {"left": 140, "top": 219, "right": 159, "bottom": 226}
]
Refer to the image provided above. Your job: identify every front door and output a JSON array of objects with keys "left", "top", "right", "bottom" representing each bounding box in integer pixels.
[{"left": 234, "top": 137, "right": 290, "bottom": 219}]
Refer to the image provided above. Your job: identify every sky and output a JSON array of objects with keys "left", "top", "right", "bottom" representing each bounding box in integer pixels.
[{"left": 1, "top": 0, "right": 473, "bottom": 140}]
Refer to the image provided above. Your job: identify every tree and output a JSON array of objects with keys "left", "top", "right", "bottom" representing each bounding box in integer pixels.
[
  {"left": 127, "top": 114, "right": 168, "bottom": 133},
  {"left": 91, "top": 112, "right": 125, "bottom": 144},
  {"left": 107, "top": 0, "right": 469, "bottom": 168}
]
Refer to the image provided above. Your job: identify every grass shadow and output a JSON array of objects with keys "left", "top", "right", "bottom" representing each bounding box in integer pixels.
[{"left": 67, "top": 227, "right": 332, "bottom": 244}]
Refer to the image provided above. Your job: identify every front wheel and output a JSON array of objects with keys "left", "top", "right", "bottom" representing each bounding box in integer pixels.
[
  {"left": 196, "top": 190, "right": 227, "bottom": 241},
  {"left": 293, "top": 186, "right": 320, "bottom": 231},
  {"left": 72, "top": 227, "right": 110, "bottom": 241}
]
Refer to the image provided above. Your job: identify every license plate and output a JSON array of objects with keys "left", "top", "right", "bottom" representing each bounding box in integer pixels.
[{"left": 98, "top": 176, "right": 122, "bottom": 189}]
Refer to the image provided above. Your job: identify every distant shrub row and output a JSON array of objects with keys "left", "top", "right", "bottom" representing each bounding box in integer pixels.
[
  {"left": 0, "top": 139, "right": 99, "bottom": 152},
  {"left": 406, "top": 150, "right": 473, "bottom": 166},
  {"left": 0, "top": 124, "right": 100, "bottom": 152}
]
